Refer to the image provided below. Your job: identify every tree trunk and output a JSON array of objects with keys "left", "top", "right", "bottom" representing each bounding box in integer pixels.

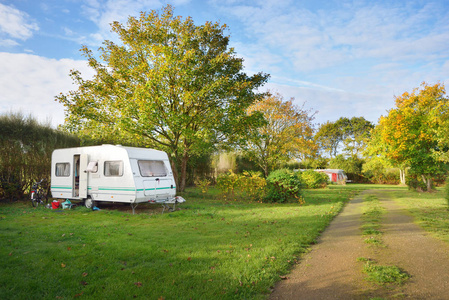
[
  {"left": 179, "top": 149, "right": 189, "bottom": 192},
  {"left": 425, "top": 175, "right": 433, "bottom": 192},
  {"left": 399, "top": 169, "right": 406, "bottom": 185},
  {"left": 170, "top": 159, "right": 180, "bottom": 193}
]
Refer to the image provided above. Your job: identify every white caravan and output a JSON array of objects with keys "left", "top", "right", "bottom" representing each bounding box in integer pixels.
[{"left": 50, "top": 145, "right": 185, "bottom": 213}]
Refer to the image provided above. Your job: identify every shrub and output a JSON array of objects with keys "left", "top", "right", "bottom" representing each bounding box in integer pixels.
[
  {"left": 216, "top": 170, "right": 266, "bottom": 201},
  {"left": 406, "top": 174, "right": 427, "bottom": 192},
  {"left": 194, "top": 178, "right": 211, "bottom": 194},
  {"left": 264, "top": 169, "right": 302, "bottom": 203},
  {"left": 239, "top": 171, "right": 266, "bottom": 201},
  {"left": 216, "top": 170, "right": 240, "bottom": 200},
  {"left": 299, "top": 170, "right": 329, "bottom": 189}
]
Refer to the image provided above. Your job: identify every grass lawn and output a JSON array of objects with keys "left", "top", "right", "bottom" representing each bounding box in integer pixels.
[
  {"left": 388, "top": 188, "right": 449, "bottom": 244},
  {"left": 1, "top": 186, "right": 361, "bottom": 299}
]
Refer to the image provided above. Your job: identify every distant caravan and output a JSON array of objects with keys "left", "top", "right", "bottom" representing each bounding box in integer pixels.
[
  {"left": 314, "top": 169, "right": 348, "bottom": 184},
  {"left": 50, "top": 145, "right": 185, "bottom": 213}
]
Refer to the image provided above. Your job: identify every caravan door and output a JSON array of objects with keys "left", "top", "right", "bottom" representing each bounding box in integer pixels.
[{"left": 78, "top": 154, "right": 88, "bottom": 198}]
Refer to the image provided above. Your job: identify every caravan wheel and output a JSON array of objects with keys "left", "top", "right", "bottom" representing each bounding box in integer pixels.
[{"left": 84, "top": 198, "right": 95, "bottom": 209}]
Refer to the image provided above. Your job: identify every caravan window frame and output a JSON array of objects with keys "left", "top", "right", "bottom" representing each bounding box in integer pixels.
[
  {"left": 55, "top": 162, "right": 70, "bottom": 177},
  {"left": 104, "top": 161, "right": 124, "bottom": 177},
  {"left": 138, "top": 160, "right": 168, "bottom": 177}
]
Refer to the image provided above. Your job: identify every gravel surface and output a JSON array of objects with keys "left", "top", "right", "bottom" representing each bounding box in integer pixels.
[{"left": 270, "top": 189, "right": 449, "bottom": 300}]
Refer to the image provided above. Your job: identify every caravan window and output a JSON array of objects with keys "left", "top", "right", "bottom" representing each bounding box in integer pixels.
[
  {"left": 86, "top": 161, "right": 98, "bottom": 173},
  {"left": 55, "top": 163, "right": 70, "bottom": 177},
  {"left": 138, "top": 160, "right": 167, "bottom": 177},
  {"left": 104, "top": 161, "right": 123, "bottom": 177}
]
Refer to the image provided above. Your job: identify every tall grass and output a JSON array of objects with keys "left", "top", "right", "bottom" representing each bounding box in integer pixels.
[{"left": 0, "top": 186, "right": 359, "bottom": 299}]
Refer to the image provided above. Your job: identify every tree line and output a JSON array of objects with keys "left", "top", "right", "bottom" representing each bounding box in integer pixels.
[
  {"left": 56, "top": 5, "right": 448, "bottom": 192},
  {"left": 0, "top": 113, "right": 79, "bottom": 200},
  {"left": 2, "top": 6, "right": 447, "bottom": 199}
]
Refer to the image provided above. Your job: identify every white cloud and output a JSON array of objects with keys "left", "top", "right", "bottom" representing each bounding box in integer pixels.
[
  {"left": 0, "top": 38, "right": 19, "bottom": 47},
  {"left": 216, "top": 1, "right": 449, "bottom": 72},
  {"left": 0, "top": 52, "right": 94, "bottom": 128},
  {"left": 80, "top": 0, "right": 164, "bottom": 46},
  {"left": 79, "top": 0, "right": 194, "bottom": 47},
  {"left": 0, "top": 3, "right": 39, "bottom": 43},
  {"left": 212, "top": 0, "right": 449, "bottom": 125}
]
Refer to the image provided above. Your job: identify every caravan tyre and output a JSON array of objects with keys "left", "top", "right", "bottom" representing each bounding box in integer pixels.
[{"left": 84, "top": 198, "right": 95, "bottom": 209}]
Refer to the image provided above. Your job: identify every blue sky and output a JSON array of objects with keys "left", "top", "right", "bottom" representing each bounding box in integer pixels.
[{"left": 1, "top": 0, "right": 448, "bottom": 128}]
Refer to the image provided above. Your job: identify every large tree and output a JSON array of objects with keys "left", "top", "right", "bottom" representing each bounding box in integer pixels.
[
  {"left": 57, "top": 5, "right": 269, "bottom": 191},
  {"left": 243, "top": 92, "right": 316, "bottom": 177},
  {"left": 315, "top": 116, "right": 374, "bottom": 158},
  {"left": 374, "top": 82, "right": 449, "bottom": 190}
]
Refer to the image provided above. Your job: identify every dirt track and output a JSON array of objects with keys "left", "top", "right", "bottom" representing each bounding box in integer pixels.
[{"left": 270, "top": 190, "right": 449, "bottom": 300}]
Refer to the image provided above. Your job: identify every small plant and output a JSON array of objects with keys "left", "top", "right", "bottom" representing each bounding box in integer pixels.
[{"left": 194, "top": 178, "right": 211, "bottom": 194}]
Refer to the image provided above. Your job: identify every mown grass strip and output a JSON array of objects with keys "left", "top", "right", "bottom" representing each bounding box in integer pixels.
[
  {"left": 388, "top": 189, "right": 449, "bottom": 244},
  {"left": 361, "top": 194, "right": 385, "bottom": 247},
  {"left": 0, "top": 186, "right": 360, "bottom": 299},
  {"left": 357, "top": 258, "right": 410, "bottom": 285}
]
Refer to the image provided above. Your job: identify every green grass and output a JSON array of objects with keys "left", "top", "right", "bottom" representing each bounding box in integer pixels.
[
  {"left": 361, "top": 194, "right": 385, "bottom": 247},
  {"left": 0, "top": 186, "right": 360, "bottom": 299},
  {"left": 362, "top": 260, "right": 410, "bottom": 285},
  {"left": 388, "top": 188, "right": 449, "bottom": 243}
]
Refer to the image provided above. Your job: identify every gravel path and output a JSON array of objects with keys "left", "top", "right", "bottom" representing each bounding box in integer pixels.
[{"left": 270, "top": 189, "right": 449, "bottom": 300}]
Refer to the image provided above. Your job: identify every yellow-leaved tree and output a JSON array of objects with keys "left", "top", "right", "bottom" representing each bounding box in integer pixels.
[
  {"left": 243, "top": 92, "right": 316, "bottom": 177},
  {"left": 369, "top": 82, "right": 449, "bottom": 190}
]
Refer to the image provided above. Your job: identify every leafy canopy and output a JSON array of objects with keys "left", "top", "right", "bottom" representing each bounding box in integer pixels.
[
  {"left": 56, "top": 5, "right": 269, "bottom": 190},
  {"left": 243, "top": 92, "right": 316, "bottom": 176},
  {"left": 315, "top": 117, "right": 374, "bottom": 158},
  {"left": 374, "top": 82, "right": 449, "bottom": 190}
]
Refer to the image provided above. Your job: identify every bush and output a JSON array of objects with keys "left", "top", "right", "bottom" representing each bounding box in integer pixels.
[
  {"left": 239, "top": 171, "right": 266, "bottom": 201},
  {"left": 406, "top": 174, "right": 427, "bottom": 191},
  {"left": 264, "top": 169, "right": 302, "bottom": 203},
  {"left": 216, "top": 170, "right": 266, "bottom": 201},
  {"left": 299, "top": 170, "right": 329, "bottom": 189},
  {"left": 216, "top": 170, "right": 240, "bottom": 200}
]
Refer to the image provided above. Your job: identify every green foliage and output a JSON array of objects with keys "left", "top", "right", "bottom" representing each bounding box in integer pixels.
[
  {"left": 372, "top": 82, "right": 449, "bottom": 191},
  {"left": 57, "top": 5, "right": 269, "bottom": 191},
  {"left": 406, "top": 173, "right": 428, "bottom": 191},
  {"left": 264, "top": 169, "right": 302, "bottom": 203},
  {"left": 216, "top": 170, "right": 266, "bottom": 201},
  {"left": 362, "top": 158, "right": 400, "bottom": 184},
  {"left": 243, "top": 92, "right": 316, "bottom": 177},
  {"left": 0, "top": 113, "right": 79, "bottom": 199},
  {"left": 315, "top": 116, "right": 374, "bottom": 158},
  {"left": 194, "top": 178, "right": 211, "bottom": 194},
  {"left": 298, "top": 170, "right": 329, "bottom": 189}
]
